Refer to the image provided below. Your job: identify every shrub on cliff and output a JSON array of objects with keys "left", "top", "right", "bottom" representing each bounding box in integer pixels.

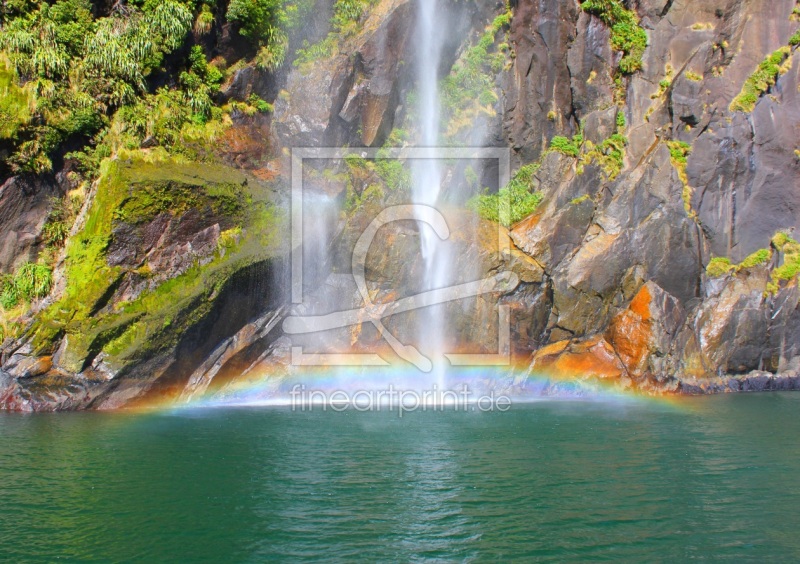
[
  {"left": 581, "top": 0, "right": 648, "bottom": 74},
  {"left": 468, "top": 163, "right": 543, "bottom": 227}
]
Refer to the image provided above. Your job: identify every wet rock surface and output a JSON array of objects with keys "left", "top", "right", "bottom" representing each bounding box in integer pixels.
[{"left": 2, "top": 0, "right": 800, "bottom": 409}]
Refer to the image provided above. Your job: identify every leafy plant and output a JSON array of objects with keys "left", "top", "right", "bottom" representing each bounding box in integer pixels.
[
  {"left": 581, "top": 133, "right": 627, "bottom": 180},
  {"left": 0, "top": 263, "right": 53, "bottom": 308},
  {"left": 581, "top": 0, "right": 648, "bottom": 74},
  {"left": 549, "top": 135, "right": 582, "bottom": 157},
  {"left": 467, "top": 163, "right": 543, "bottom": 227},
  {"left": 227, "top": 0, "right": 316, "bottom": 70}
]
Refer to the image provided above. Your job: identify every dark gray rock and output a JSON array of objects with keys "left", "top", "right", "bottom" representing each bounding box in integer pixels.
[{"left": 0, "top": 175, "right": 67, "bottom": 273}]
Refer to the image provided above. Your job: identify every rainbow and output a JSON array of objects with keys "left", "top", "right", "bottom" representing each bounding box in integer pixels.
[{"left": 129, "top": 360, "right": 688, "bottom": 413}]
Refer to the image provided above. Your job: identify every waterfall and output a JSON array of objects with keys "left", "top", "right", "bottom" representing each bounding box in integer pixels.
[{"left": 411, "top": 0, "right": 450, "bottom": 388}]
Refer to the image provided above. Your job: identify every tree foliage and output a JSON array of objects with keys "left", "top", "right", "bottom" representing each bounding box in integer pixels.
[{"left": 0, "top": 0, "right": 194, "bottom": 173}]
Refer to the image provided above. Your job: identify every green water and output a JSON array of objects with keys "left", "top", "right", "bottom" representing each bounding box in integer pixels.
[{"left": 1, "top": 394, "right": 799, "bottom": 561}]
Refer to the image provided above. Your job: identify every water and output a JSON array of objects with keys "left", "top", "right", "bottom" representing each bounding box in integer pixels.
[
  {"left": 410, "top": 0, "right": 458, "bottom": 386},
  {"left": 2, "top": 394, "right": 800, "bottom": 561}
]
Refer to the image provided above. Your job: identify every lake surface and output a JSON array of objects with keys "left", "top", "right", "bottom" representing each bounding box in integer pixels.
[{"left": 1, "top": 394, "right": 799, "bottom": 561}]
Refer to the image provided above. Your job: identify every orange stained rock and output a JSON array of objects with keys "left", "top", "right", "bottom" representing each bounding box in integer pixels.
[
  {"left": 532, "top": 337, "right": 626, "bottom": 380},
  {"left": 510, "top": 211, "right": 542, "bottom": 236},
  {"left": 606, "top": 284, "right": 655, "bottom": 376},
  {"left": 607, "top": 310, "right": 650, "bottom": 375},
  {"left": 629, "top": 283, "right": 653, "bottom": 321}
]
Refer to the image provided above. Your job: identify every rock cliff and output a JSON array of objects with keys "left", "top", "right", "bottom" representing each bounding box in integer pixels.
[{"left": 1, "top": 0, "right": 799, "bottom": 409}]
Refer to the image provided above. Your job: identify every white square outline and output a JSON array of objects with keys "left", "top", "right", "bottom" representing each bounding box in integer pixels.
[{"left": 290, "top": 147, "right": 512, "bottom": 367}]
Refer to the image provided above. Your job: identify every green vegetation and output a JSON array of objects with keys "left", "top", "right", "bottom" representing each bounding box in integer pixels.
[
  {"left": 706, "top": 232, "right": 800, "bottom": 292},
  {"left": 685, "top": 71, "right": 703, "bottom": 82},
  {"left": 440, "top": 8, "right": 512, "bottom": 140},
  {"left": 41, "top": 193, "right": 82, "bottom": 255},
  {"left": 467, "top": 163, "right": 544, "bottom": 227},
  {"left": 650, "top": 65, "right": 674, "bottom": 101},
  {"left": 0, "top": 54, "right": 33, "bottom": 139},
  {"left": 180, "top": 46, "right": 224, "bottom": 119},
  {"left": 27, "top": 157, "right": 278, "bottom": 368},
  {"left": 706, "top": 257, "right": 735, "bottom": 278},
  {"left": 0, "top": 0, "right": 195, "bottom": 172},
  {"left": 770, "top": 232, "right": 800, "bottom": 291},
  {"left": 545, "top": 111, "right": 628, "bottom": 180},
  {"left": 0, "top": 0, "right": 304, "bottom": 175},
  {"left": 0, "top": 263, "right": 53, "bottom": 309},
  {"left": 581, "top": 0, "right": 648, "bottom": 74},
  {"left": 730, "top": 47, "right": 792, "bottom": 113},
  {"left": 340, "top": 147, "right": 412, "bottom": 212},
  {"left": 227, "top": 0, "right": 315, "bottom": 70},
  {"left": 294, "top": 0, "right": 378, "bottom": 67},
  {"left": 706, "top": 248, "right": 771, "bottom": 278},
  {"left": 666, "top": 140, "right": 695, "bottom": 218},
  {"left": 550, "top": 135, "right": 582, "bottom": 158},
  {"left": 667, "top": 140, "right": 692, "bottom": 166},
  {"left": 581, "top": 133, "right": 627, "bottom": 180},
  {"left": 740, "top": 248, "right": 772, "bottom": 269}
]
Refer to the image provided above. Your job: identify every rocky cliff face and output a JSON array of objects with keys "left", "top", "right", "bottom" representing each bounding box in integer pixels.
[{"left": 1, "top": 0, "right": 800, "bottom": 409}]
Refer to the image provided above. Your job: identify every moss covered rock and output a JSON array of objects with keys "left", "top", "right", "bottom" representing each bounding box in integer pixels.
[{"left": 26, "top": 155, "right": 282, "bottom": 376}]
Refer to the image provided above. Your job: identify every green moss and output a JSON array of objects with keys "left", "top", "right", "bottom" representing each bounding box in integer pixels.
[
  {"left": 616, "top": 111, "right": 626, "bottom": 129},
  {"left": 739, "top": 248, "right": 772, "bottom": 269},
  {"left": 706, "top": 257, "right": 735, "bottom": 278},
  {"left": 467, "top": 163, "right": 543, "bottom": 227},
  {"left": 730, "top": 47, "right": 792, "bottom": 113},
  {"left": 581, "top": 0, "right": 648, "bottom": 75},
  {"left": 27, "top": 156, "right": 263, "bottom": 364},
  {"left": 570, "top": 194, "right": 592, "bottom": 205},
  {"left": 115, "top": 179, "right": 242, "bottom": 225},
  {"left": 666, "top": 140, "right": 695, "bottom": 218},
  {"left": 708, "top": 233, "right": 800, "bottom": 291},
  {"left": 771, "top": 232, "right": 800, "bottom": 285},
  {"left": 685, "top": 70, "right": 704, "bottom": 82}
]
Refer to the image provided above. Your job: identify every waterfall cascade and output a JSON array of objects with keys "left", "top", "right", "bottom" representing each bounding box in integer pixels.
[{"left": 411, "top": 0, "right": 451, "bottom": 388}]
